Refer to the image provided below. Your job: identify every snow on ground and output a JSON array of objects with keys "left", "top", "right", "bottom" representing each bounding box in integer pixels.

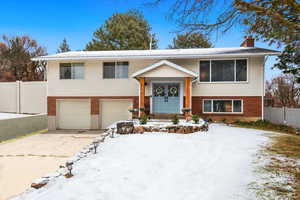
[
  {"left": 14, "top": 124, "right": 270, "bottom": 200},
  {"left": 0, "top": 113, "right": 32, "bottom": 120}
]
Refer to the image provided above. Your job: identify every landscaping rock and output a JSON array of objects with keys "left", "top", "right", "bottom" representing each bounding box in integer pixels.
[
  {"left": 133, "top": 126, "right": 145, "bottom": 134},
  {"left": 31, "top": 178, "right": 48, "bottom": 189},
  {"left": 117, "top": 122, "right": 134, "bottom": 134}
]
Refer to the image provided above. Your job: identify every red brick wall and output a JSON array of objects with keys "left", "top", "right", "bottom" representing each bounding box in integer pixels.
[
  {"left": 192, "top": 96, "right": 262, "bottom": 120},
  {"left": 48, "top": 96, "right": 262, "bottom": 121}
]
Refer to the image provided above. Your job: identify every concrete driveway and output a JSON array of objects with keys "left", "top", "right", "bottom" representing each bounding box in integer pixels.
[{"left": 0, "top": 130, "right": 102, "bottom": 200}]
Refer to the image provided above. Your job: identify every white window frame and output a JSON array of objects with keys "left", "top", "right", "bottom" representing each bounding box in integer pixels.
[
  {"left": 199, "top": 58, "right": 248, "bottom": 83},
  {"left": 59, "top": 63, "right": 85, "bottom": 80},
  {"left": 202, "top": 99, "right": 243, "bottom": 114},
  {"left": 102, "top": 61, "right": 129, "bottom": 79}
]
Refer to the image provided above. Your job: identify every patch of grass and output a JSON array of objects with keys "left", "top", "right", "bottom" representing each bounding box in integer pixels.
[
  {"left": 266, "top": 135, "right": 300, "bottom": 158},
  {"left": 253, "top": 134, "right": 300, "bottom": 199},
  {"left": 233, "top": 120, "right": 298, "bottom": 135},
  {"left": 0, "top": 129, "right": 48, "bottom": 144}
]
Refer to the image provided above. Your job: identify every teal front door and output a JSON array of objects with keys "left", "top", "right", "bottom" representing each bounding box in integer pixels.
[{"left": 152, "top": 83, "right": 180, "bottom": 114}]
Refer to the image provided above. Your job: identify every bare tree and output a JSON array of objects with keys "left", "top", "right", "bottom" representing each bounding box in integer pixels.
[
  {"left": 265, "top": 75, "right": 300, "bottom": 107},
  {"left": 0, "top": 35, "right": 47, "bottom": 81}
]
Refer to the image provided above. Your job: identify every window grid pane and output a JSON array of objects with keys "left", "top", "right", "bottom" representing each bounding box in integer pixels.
[
  {"left": 103, "top": 62, "right": 115, "bottom": 79},
  {"left": 60, "top": 63, "right": 72, "bottom": 79},
  {"left": 236, "top": 59, "right": 247, "bottom": 81},
  {"left": 116, "top": 62, "right": 129, "bottom": 78},
  {"left": 200, "top": 61, "right": 210, "bottom": 82},
  {"left": 233, "top": 100, "right": 242, "bottom": 112},
  {"left": 211, "top": 60, "right": 234, "bottom": 82},
  {"left": 213, "top": 100, "right": 232, "bottom": 112},
  {"left": 203, "top": 100, "right": 212, "bottom": 112},
  {"left": 72, "top": 63, "right": 84, "bottom": 79}
]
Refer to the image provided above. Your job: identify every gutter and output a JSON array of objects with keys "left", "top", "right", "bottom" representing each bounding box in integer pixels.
[{"left": 31, "top": 52, "right": 281, "bottom": 61}]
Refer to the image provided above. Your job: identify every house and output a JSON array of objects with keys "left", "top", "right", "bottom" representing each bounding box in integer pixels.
[{"left": 32, "top": 36, "right": 280, "bottom": 130}]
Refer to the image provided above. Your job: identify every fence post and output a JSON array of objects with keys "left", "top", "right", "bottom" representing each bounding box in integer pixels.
[
  {"left": 283, "top": 106, "right": 287, "bottom": 125},
  {"left": 16, "top": 81, "right": 21, "bottom": 113}
]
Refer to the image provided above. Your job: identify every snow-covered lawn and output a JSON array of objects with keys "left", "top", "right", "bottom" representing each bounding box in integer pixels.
[
  {"left": 0, "top": 113, "right": 32, "bottom": 120},
  {"left": 15, "top": 124, "right": 270, "bottom": 200}
]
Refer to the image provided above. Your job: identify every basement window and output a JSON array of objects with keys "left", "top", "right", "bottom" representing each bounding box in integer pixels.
[{"left": 203, "top": 99, "right": 243, "bottom": 113}]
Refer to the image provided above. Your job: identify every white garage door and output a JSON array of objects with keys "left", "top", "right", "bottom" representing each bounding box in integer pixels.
[
  {"left": 101, "top": 99, "right": 132, "bottom": 129},
  {"left": 57, "top": 100, "right": 91, "bottom": 129}
]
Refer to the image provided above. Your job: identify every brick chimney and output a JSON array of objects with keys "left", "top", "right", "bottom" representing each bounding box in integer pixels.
[{"left": 240, "top": 36, "right": 254, "bottom": 47}]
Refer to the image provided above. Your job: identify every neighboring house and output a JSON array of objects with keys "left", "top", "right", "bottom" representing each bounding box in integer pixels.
[{"left": 33, "top": 36, "right": 280, "bottom": 130}]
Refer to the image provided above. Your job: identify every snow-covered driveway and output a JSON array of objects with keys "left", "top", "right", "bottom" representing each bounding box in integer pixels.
[{"left": 15, "top": 124, "right": 269, "bottom": 200}]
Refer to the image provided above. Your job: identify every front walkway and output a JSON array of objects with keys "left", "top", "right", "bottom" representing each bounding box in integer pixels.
[
  {"left": 0, "top": 131, "right": 101, "bottom": 199},
  {"left": 15, "top": 124, "right": 270, "bottom": 200}
]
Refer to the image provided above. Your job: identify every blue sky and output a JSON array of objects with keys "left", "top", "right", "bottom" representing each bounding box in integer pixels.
[{"left": 0, "top": 0, "right": 282, "bottom": 80}]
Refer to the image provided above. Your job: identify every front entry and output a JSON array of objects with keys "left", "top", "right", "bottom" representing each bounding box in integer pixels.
[{"left": 152, "top": 83, "right": 180, "bottom": 114}]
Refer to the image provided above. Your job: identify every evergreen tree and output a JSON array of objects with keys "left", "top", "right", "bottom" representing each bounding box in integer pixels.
[
  {"left": 168, "top": 33, "right": 212, "bottom": 49},
  {"left": 57, "top": 38, "right": 71, "bottom": 53},
  {"left": 86, "top": 10, "right": 158, "bottom": 50}
]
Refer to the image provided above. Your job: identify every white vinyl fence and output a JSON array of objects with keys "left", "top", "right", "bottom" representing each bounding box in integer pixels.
[
  {"left": 264, "top": 107, "right": 300, "bottom": 129},
  {"left": 0, "top": 81, "right": 47, "bottom": 114}
]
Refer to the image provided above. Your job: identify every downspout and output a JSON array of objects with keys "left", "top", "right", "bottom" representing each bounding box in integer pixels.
[{"left": 262, "top": 56, "right": 268, "bottom": 120}]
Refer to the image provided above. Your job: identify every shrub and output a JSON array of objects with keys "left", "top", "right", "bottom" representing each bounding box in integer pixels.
[
  {"left": 139, "top": 115, "right": 148, "bottom": 125},
  {"left": 222, "top": 118, "right": 227, "bottom": 124},
  {"left": 192, "top": 115, "right": 200, "bottom": 124},
  {"left": 172, "top": 114, "right": 179, "bottom": 125}
]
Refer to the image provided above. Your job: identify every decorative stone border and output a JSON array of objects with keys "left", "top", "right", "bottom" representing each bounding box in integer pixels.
[
  {"left": 116, "top": 121, "right": 209, "bottom": 134},
  {"left": 30, "top": 131, "right": 111, "bottom": 189}
]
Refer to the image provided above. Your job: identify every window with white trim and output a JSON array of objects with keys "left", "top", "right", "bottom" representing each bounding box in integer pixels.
[
  {"left": 103, "top": 62, "right": 129, "bottom": 79},
  {"left": 199, "top": 59, "right": 247, "bottom": 82},
  {"left": 60, "top": 63, "right": 84, "bottom": 79},
  {"left": 203, "top": 99, "right": 243, "bottom": 113}
]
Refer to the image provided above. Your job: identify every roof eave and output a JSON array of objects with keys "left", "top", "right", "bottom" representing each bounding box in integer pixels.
[{"left": 31, "top": 52, "right": 281, "bottom": 61}]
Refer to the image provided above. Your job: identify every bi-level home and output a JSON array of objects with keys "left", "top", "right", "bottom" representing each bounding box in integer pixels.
[{"left": 33, "top": 36, "right": 280, "bottom": 130}]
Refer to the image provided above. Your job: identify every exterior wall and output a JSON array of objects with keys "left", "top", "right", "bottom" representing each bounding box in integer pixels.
[
  {"left": 47, "top": 56, "right": 264, "bottom": 97},
  {"left": 192, "top": 96, "right": 262, "bottom": 122},
  {"left": 47, "top": 56, "right": 265, "bottom": 128},
  {"left": 0, "top": 81, "right": 47, "bottom": 114}
]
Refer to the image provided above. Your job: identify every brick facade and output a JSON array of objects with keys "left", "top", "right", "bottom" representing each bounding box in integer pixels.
[
  {"left": 192, "top": 96, "right": 262, "bottom": 121},
  {"left": 48, "top": 96, "right": 262, "bottom": 121}
]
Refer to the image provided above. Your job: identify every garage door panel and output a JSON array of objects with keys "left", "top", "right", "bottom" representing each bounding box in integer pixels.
[
  {"left": 101, "top": 100, "right": 132, "bottom": 129},
  {"left": 57, "top": 100, "right": 90, "bottom": 129}
]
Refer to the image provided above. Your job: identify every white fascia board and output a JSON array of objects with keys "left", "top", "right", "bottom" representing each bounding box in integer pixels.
[
  {"left": 131, "top": 60, "right": 198, "bottom": 78},
  {"left": 31, "top": 52, "right": 281, "bottom": 61}
]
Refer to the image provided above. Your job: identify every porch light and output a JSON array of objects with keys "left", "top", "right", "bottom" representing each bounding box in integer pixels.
[
  {"left": 65, "top": 161, "right": 73, "bottom": 175},
  {"left": 92, "top": 141, "right": 99, "bottom": 154}
]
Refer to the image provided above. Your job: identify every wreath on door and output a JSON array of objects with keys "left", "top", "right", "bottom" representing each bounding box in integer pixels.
[
  {"left": 154, "top": 86, "right": 164, "bottom": 96},
  {"left": 169, "top": 86, "right": 178, "bottom": 96}
]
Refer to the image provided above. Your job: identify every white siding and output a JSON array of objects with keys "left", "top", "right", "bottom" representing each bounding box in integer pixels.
[{"left": 47, "top": 57, "right": 264, "bottom": 97}]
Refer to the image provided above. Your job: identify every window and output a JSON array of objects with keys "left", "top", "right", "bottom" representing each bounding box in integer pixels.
[
  {"left": 60, "top": 63, "right": 84, "bottom": 79},
  {"left": 199, "top": 61, "right": 210, "bottom": 82},
  {"left": 203, "top": 99, "right": 243, "bottom": 113},
  {"left": 211, "top": 60, "right": 234, "bottom": 82},
  {"left": 103, "top": 62, "right": 128, "bottom": 79},
  {"left": 199, "top": 59, "right": 247, "bottom": 82}
]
